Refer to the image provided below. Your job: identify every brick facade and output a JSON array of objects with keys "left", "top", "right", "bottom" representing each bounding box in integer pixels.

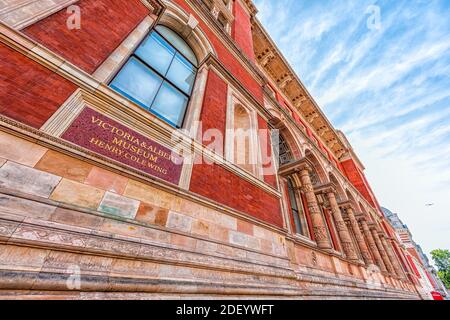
[
  {"left": 0, "top": 44, "right": 76, "bottom": 128},
  {"left": 190, "top": 160, "right": 283, "bottom": 228},
  {"left": 0, "top": 0, "right": 423, "bottom": 299},
  {"left": 24, "top": 0, "right": 149, "bottom": 74}
]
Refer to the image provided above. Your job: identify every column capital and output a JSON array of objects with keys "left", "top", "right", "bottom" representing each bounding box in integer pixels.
[
  {"left": 354, "top": 212, "right": 367, "bottom": 221},
  {"left": 278, "top": 157, "right": 313, "bottom": 177},
  {"left": 367, "top": 221, "right": 377, "bottom": 230},
  {"left": 338, "top": 200, "right": 352, "bottom": 210},
  {"left": 314, "top": 183, "right": 335, "bottom": 196}
]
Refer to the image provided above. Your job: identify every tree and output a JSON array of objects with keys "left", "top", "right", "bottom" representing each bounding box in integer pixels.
[{"left": 431, "top": 249, "right": 450, "bottom": 288}]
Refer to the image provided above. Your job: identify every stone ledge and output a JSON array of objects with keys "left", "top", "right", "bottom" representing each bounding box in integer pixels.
[{"left": 0, "top": 270, "right": 419, "bottom": 299}]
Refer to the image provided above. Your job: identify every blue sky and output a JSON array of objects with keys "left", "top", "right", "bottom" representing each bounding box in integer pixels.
[{"left": 254, "top": 0, "right": 450, "bottom": 259}]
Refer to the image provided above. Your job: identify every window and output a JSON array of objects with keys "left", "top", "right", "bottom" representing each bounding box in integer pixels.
[
  {"left": 232, "top": 104, "right": 257, "bottom": 175},
  {"left": 278, "top": 134, "right": 293, "bottom": 166},
  {"left": 110, "top": 25, "right": 198, "bottom": 128},
  {"left": 287, "top": 179, "right": 305, "bottom": 236}
]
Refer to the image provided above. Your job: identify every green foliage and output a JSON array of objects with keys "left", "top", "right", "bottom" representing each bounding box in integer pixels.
[{"left": 431, "top": 249, "right": 450, "bottom": 288}]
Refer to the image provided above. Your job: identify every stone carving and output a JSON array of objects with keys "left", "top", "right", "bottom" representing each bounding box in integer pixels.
[
  {"left": 346, "top": 208, "right": 373, "bottom": 265},
  {"left": 297, "top": 166, "right": 332, "bottom": 250},
  {"left": 311, "top": 251, "right": 317, "bottom": 266},
  {"left": 326, "top": 191, "right": 358, "bottom": 261}
]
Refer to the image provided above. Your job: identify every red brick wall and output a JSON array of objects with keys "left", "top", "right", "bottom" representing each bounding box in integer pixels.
[
  {"left": 199, "top": 70, "right": 228, "bottom": 150},
  {"left": 0, "top": 44, "right": 77, "bottom": 128},
  {"left": 172, "top": 0, "right": 263, "bottom": 104},
  {"left": 24, "top": 0, "right": 149, "bottom": 74},
  {"left": 232, "top": 0, "right": 255, "bottom": 61},
  {"left": 341, "top": 158, "right": 377, "bottom": 208},
  {"left": 190, "top": 161, "right": 283, "bottom": 228},
  {"left": 406, "top": 254, "right": 421, "bottom": 278}
]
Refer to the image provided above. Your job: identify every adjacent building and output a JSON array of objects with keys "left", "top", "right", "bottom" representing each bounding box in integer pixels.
[
  {"left": 383, "top": 207, "right": 448, "bottom": 299},
  {"left": 0, "top": 0, "right": 426, "bottom": 299}
]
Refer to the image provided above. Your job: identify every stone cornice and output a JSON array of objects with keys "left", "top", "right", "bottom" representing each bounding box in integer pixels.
[
  {"left": 252, "top": 18, "right": 348, "bottom": 160},
  {"left": 241, "top": 0, "right": 258, "bottom": 17}
]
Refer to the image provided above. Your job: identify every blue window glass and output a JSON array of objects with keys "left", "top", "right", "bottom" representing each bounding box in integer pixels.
[
  {"left": 110, "top": 57, "right": 162, "bottom": 109},
  {"left": 152, "top": 82, "right": 188, "bottom": 127},
  {"left": 110, "top": 26, "right": 197, "bottom": 128},
  {"left": 166, "top": 53, "right": 196, "bottom": 95},
  {"left": 135, "top": 32, "right": 175, "bottom": 76}
]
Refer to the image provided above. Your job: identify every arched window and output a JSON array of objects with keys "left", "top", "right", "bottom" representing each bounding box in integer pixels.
[
  {"left": 278, "top": 134, "right": 293, "bottom": 166},
  {"left": 287, "top": 178, "right": 305, "bottom": 236},
  {"left": 233, "top": 104, "right": 255, "bottom": 174},
  {"left": 110, "top": 25, "right": 198, "bottom": 128}
]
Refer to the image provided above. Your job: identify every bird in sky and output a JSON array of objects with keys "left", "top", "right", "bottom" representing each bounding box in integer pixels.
[{"left": 425, "top": 203, "right": 435, "bottom": 207}]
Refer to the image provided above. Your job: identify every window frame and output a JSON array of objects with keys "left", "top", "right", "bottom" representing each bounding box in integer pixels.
[
  {"left": 109, "top": 26, "right": 199, "bottom": 129},
  {"left": 287, "top": 178, "right": 306, "bottom": 236},
  {"left": 225, "top": 87, "right": 264, "bottom": 179}
]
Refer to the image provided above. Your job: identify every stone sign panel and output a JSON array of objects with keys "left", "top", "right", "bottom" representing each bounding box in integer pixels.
[{"left": 62, "top": 107, "right": 183, "bottom": 185}]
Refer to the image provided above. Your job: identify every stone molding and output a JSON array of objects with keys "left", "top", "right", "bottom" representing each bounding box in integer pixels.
[
  {"left": 0, "top": 0, "right": 77, "bottom": 30},
  {"left": 0, "top": 194, "right": 418, "bottom": 299}
]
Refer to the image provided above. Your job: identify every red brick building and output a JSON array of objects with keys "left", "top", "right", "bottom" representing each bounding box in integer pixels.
[{"left": 0, "top": 0, "right": 424, "bottom": 299}]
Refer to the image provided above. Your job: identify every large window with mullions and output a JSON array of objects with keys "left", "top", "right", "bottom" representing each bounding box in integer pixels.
[{"left": 110, "top": 25, "right": 198, "bottom": 128}]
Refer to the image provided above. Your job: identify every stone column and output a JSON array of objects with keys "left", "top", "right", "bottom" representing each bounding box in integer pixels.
[
  {"left": 359, "top": 217, "right": 387, "bottom": 272},
  {"left": 325, "top": 193, "right": 359, "bottom": 261},
  {"left": 298, "top": 164, "right": 332, "bottom": 250},
  {"left": 381, "top": 235, "right": 404, "bottom": 279},
  {"left": 397, "top": 244, "right": 418, "bottom": 285},
  {"left": 370, "top": 225, "right": 395, "bottom": 276},
  {"left": 343, "top": 207, "right": 373, "bottom": 265},
  {"left": 390, "top": 239, "right": 408, "bottom": 278}
]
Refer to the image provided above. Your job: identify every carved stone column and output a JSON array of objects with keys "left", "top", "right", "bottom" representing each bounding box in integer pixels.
[
  {"left": 370, "top": 224, "right": 395, "bottom": 276},
  {"left": 359, "top": 217, "right": 386, "bottom": 272},
  {"left": 342, "top": 206, "right": 373, "bottom": 265},
  {"left": 390, "top": 239, "right": 408, "bottom": 278},
  {"left": 297, "top": 164, "right": 332, "bottom": 250},
  {"left": 324, "top": 191, "right": 359, "bottom": 261},
  {"left": 381, "top": 235, "right": 404, "bottom": 279}
]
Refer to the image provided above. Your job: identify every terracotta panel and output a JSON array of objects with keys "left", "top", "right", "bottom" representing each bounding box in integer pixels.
[
  {"left": 0, "top": 131, "right": 48, "bottom": 167},
  {"left": 84, "top": 167, "right": 128, "bottom": 194},
  {"left": 98, "top": 192, "right": 140, "bottom": 219},
  {"left": 0, "top": 162, "right": 61, "bottom": 198},
  {"left": 50, "top": 178, "right": 105, "bottom": 210},
  {"left": 35, "top": 150, "right": 93, "bottom": 183}
]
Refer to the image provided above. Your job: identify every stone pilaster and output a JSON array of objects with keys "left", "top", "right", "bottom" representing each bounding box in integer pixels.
[
  {"left": 370, "top": 225, "right": 395, "bottom": 276},
  {"left": 297, "top": 164, "right": 332, "bottom": 250},
  {"left": 390, "top": 239, "right": 409, "bottom": 278},
  {"left": 342, "top": 207, "right": 373, "bottom": 265},
  {"left": 324, "top": 190, "right": 359, "bottom": 261},
  {"left": 359, "top": 217, "right": 386, "bottom": 272},
  {"left": 381, "top": 235, "right": 405, "bottom": 279}
]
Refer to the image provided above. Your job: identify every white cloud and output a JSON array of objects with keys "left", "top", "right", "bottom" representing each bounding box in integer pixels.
[{"left": 255, "top": 0, "right": 450, "bottom": 258}]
